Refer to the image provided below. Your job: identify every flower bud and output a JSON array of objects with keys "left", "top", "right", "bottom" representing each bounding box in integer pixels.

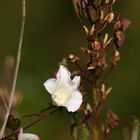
[{"left": 18, "top": 129, "right": 40, "bottom": 140}]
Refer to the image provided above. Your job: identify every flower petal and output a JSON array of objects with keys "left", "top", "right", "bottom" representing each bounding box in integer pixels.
[
  {"left": 44, "top": 78, "right": 57, "bottom": 94},
  {"left": 18, "top": 133, "right": 40, "bottom": 140},
  {"left": 56, "top": 65, "right": 71, "bottom": 84},
  {"left": 72, "top": 76, "right": 81, "bottom": 89},
  {"left": 71, "top": 90, "right": 82, "bottom": 100},
  {"left": 65, "top": 91, "right": 82, "bottom": 112},
  {"left": 65, "top": 98, "right": 82, "bottom": 112},
  {"left": 18, "top": 128, "right": 40, "bottom": 140}
]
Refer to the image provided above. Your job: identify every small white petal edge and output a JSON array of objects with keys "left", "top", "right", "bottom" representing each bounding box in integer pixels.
[
  {"left": 71, "top": 90, "right": 82, "bottom": 100},
  {"left": 56, "top": 65, "right": 71, "bottom": 84},
  {"left": 72, "top": 76, "right": 81, "bottom": 89},
  {"left": 44, "top": 78, "right": 57, "bottom": 94},
  {"left": 66, "top": 98, "right": 82, "bottom": 112},
  {"left": 18, "top": 128, "right": 40, "bottom": 140}
]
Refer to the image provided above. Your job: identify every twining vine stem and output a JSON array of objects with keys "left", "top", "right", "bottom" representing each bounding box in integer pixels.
[
  {"left": 1, "top": 107, "right": 59, "bottom": 140},
  {"left": 0, "top": 0, "right": 26, "bottom": 139}
]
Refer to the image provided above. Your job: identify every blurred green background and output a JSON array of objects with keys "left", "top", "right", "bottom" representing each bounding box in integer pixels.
[{"left": 0, "top": 0, "right": 139, "bottom": 140}]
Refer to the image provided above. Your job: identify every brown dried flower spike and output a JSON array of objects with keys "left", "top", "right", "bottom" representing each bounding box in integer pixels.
[{"left": 104, "top": 111, "right": 120, "bottom": 135}]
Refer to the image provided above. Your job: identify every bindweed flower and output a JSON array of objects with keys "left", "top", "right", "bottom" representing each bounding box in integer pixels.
[
  {"left": 18, "top": 128, "right": 40, "bottom": 140},
  {"left": 44, "top": 65, "right": 82, "bottom": 112}
]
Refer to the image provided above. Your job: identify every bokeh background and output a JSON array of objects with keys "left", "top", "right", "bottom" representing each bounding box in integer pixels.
[{"left": 0, "top": 0, "right": 139, "bottom": 140}]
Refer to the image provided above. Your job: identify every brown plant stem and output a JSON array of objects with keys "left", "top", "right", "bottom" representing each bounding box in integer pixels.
[
  {"left": 22, "top": 105, "right": 53, "bottom": 118},
  {"left": 92, "top": 83, "right": 100, "bottom": 140},
  {"left": 0, "top": 0, "right": 26, "bottom": 139},
  {"left": 93, "top": 85, "right": 97, "bottom": 103},
  {"left": 1, "top": 108, "right": 59, "bottom": 140},
  {"left": 23, "top": 108, "right": 58, "bottom": 130}
]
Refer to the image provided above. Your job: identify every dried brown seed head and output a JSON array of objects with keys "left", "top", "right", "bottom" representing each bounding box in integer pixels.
[
  {"left": 104, "top": 111, "right": 120, "bottom": 135},
  {"left": 84, "top": 103, "right": 92, "bottom": 115},
  {"left": 87, "top": 64, "right": 96, "bottom": 70},
  {"left": 114, "top": 21, "right": 121, "bottom": 30},
  {"left": 93, "top": 41, "right": 101, "bottom": 50},
  {"left": 80, "top": 47, "right": 92, "bottom": 54},
  {"left": 114, "top": 18, "right": 131, "bottom": 31},
  {"left": 69, "top": 54, "right": 80, "bottom": 63},
  {"left": 113, "top": 0, "right": 116, "bottom": 4},
  {"left": 106, "top": 12, "right": 114, "bottom": 23},
  {"left": 83, "top": 25, "right": 89, "bottom": 34},
  {"left": 101, "top": 84, "right": 112, "bottom": 99},
  {"left": 120, "top": 18, "right": 131, "bottom": 31},
  {"left": 105, "top": 0, "right": 110, "bottom": 4},
  {"left": 100, "top": 10, "right": 104, "bottom": 20},
  {"left": 114, "top": 30, "right": 125, "bottom": 48},
  {"left": 103, "top": 33, "right": 109, "bottom": 45},
  {"left": 90, "top": 24, "right": 95, "bottom": 34},
  {"left": 111, "top": 50, "right": 120, "bottom": 65}
]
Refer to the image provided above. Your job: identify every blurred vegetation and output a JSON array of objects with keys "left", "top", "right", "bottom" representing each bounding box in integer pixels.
[{"left": 0, "top": 0, "right": 139, "bottom": 140}]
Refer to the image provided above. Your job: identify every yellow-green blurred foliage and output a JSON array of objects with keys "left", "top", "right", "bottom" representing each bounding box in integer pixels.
[{"left": 0, "top": 0, "right": 139, "bottom": 140}]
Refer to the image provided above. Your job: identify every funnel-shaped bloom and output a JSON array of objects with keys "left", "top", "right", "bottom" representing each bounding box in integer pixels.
[{"left": 44, "top": 65, "right": 82, "bottom": 112}]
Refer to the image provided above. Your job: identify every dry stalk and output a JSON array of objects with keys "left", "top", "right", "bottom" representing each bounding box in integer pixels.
[{"left": 0, "top": 0, "right": 26, "bottom": 139}]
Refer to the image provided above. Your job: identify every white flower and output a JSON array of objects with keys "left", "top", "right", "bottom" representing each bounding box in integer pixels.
[
  {"left": 18, "top": 128, "right": 40, "bottom": 140},
  {"left": 44, "top": 65, "right": 83, "bottom": 112}
]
